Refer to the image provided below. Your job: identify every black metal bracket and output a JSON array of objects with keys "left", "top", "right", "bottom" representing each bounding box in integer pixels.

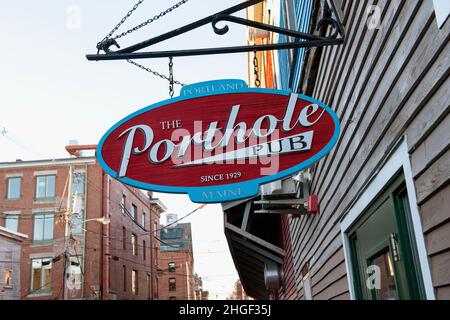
[{"left": 86, "top": 0, "right": 344, "bottom": 61}]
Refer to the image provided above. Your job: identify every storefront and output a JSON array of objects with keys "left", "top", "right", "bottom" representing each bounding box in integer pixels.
[{"left": 224, "top": 0, "right": 449, "bottom": 300}]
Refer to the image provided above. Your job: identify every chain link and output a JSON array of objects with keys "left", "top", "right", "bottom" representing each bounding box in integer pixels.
[
  {"left": 98, "top": 0, "right": 189, "bottom": 48},
  {"left": 112, "top": 0, "right": 190, "bottom": 41},
  {"left": 169, "top": 57, "right": 174, "bottom": 98},
  {"left": 97, "top": 0, "right": 189, "bottom": 87},
  {"left": 99, "top": 0, "right": 144, "bottom": 46},
  {"left": 127, "top": 59, "right": 186, "bottom": 86},
  {"left": 253, "top": 51, "right": 261, "bottom": 88}
]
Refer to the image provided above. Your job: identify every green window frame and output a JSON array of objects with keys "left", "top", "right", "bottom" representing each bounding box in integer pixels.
[
  {"left": 6, "top": 177, "right": 21, "bottom": 200},
  {"left": 4, "top": 214, "right": 19, "bottom": 232},
  {"left": 348, "top": 173, "right": 424, "bottom": 300},
  {"left": 33, "top": 213, "right": 54, "bottom": 244},
  {"left": 35, "top": 175, "right": 56, "bottom": 200}
]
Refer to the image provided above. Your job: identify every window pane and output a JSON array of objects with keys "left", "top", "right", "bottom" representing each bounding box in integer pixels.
[
  {"left": 7, "top": 178, "right": 21, "bottom": 199},
  {"left": 72, "top": 173, "right": 85, "bottom": 195},
  {"left": 370, "top": 251, "right": 398, "bottom": 300},
  {"left": 42, "top": 265, "right": 52, "bottom": 290},
  {"left": 71, "top": 212, "right": 83, "bottom": 235},
  {"left": 141, "top": 212, "right": 146, "bottom": 228},
  {"left": 33, "top": 215, "right": 44, "bottom": 241},
  {"left": 132, "top": 270, "right": 138, "bottom": 295},
  {"left": 121, "top": 195, "right": 126, "bottom": 214},
  {"left": 43, "top": 214, "right": 54, "bottom": 240},
  {"left": 46, "top": 176, "right": 56, "bottom": 198},
  {"left": 143, "top": 240, "right": 146, "bottom": 260},
  {"left": 5, "top": 215, "right": 19, "bottom": 232},
  {"left": 169, "top": 277, "right": 176, "bottom": 291},
  {"left": 32, "top": 268, "right": 42, "bottom": 291},
  {"left": 5, "top": 270, "right": 11, "bottom": 286},
  {"left": 132, "top": 234, "right": 137, "bottom": 256},
  {"left": 36, "top": 176, "right": 46, "bottom": 198},
  {"left": 131, "top": 205, "right": 137, "bottom": 220}
]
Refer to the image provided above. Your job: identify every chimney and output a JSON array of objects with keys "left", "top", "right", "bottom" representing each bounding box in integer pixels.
[
  {"left": 165, "top": 213, "right": 178, "bottom": 228},
  {"left": 65, "top": 140, "right": 97, "bottom": 157}
]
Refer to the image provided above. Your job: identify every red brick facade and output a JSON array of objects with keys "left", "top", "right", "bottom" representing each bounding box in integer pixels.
[
  {"left": 0, "top": 156, "right": 164, "bottom": 300},
  {"left": 158, "top": 223, "right": 195, "bottom": 300}
]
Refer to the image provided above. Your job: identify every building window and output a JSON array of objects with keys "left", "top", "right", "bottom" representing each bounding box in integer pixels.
[
  {"left": 4, "top": 270, "right": 12, "bottom": 287},
  {"left": 121, "top": 194, "right": 126, "bottom": 215},
  {"left": 143, "top": 240, "right": 146, "bottom": 260},
  {"left": 153, "top": 221, "right": 158, "bottom": 237},
  {"left": 71, "top": 173, "right": 85, "bottom": 235},
  {"left": 169, "top": 296, "right": 177, "bottom": 300},
  {"left": 131, "top": 204, "right": 137, "bottom": 220},
  {"left": 132, "top": 270, "right": 138, "bottom": 295},
  {"left": 31, "top": 258, "right": 52, "bottom": 292},
  {"left": 123, "top": 265, "right": 127, "bottom": 291},
  {"left": 33, "top": 213, "right": 54, "bottom": 243},
  {"left": 141, "top": 211, "right": 146, "bottom": 228},
  {"left": 169, "top": 277, "right": 176, "bottom": 292},
  {"left": 35, "top": 175, "right": 56, "bottom": 199},
  {"left": 168, "top": 262, "right": 176, "bottom": 273},
  {"left": 131, "top": 233, "right": 137, "bottom": 256},
  {"left": 67, "top": 257, "right": 82, "bottom": 291},
  {"left": 72, "top": 172, "right": 85, "bottom": 194},
  {"left": 122, "top": 227, "right": 126, "bottom": 250},
  {"left": 4, "top": 214, "right": 19, "bottom": 232},
  {"left": 7, "top": 177, "right": 21, "bottom": 199}
]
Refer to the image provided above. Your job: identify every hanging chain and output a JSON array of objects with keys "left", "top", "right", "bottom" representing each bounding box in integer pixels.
[
  {"left": 98, "top": 0, "right": 144, "bottom": 46},
  {"left": 169, "top": 57, "right": 175, "bottom": 97},
  {"left": 253, "top": 51, "right": 261, "bottom": 88},
  {"left": 98, "top": 0, "right": 189, "bottom": 46},
  {"left": 127, "top": 59, "right": 186, "bottom": 86},
  {"left": 97, "top": 0, "right": 189, "bottom": 87}
]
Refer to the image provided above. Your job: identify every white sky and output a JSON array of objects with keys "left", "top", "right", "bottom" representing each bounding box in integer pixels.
[{"left": 0, "top": 0, "right": 250, "bottom": 299}]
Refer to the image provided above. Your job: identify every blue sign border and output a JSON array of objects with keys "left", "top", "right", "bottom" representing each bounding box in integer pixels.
[{"left": 97, "top": 79, "right": 341, "bottom": 203}]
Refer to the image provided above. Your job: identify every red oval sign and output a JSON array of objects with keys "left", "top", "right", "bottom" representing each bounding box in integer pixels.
[{"left": 97, "top": 79, "right": 340, "bottom": 203}]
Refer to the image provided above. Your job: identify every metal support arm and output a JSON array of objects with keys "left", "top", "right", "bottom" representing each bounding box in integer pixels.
[{"left": 86, "top": 0, "right": 344, "bottom": 61}]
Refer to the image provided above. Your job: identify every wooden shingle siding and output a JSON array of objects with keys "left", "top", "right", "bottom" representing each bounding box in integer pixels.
[
  {"left": 428, "top": 251, "right": 450, "bottom": 288},
  {"left": 279, "top": 216, "right": 298, "bottom": 300},
  {"left": 436, "top": 285, "right": 450, "bottom": 300},
  {"left": 284, "top": 0, "right": 450, "bottom": 299},
  {"left": 420, "top": 184, "right": 450, "bottom": 234}
]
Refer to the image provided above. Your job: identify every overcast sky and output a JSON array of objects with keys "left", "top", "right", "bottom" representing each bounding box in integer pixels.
[{"left": 0, "top": 0, "right": 250, "bottom": 299}]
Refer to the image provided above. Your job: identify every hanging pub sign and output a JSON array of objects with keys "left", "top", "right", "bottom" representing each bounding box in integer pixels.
[{"left": 97, "top": 79, "right": 340, "bottom": 203}]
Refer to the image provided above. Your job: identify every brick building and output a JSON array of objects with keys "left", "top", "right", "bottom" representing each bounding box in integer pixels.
[
  {"left": 0, "top": 146, "right": 166, "bottom": 300},
  {"left": 158, "top": 217, "right": 195, "bottom": 300},
  {"left": 0, "top": 226, "right": 27, "bottom": 299},
  {"left": 194, "top": 274, "right": 209, "bottom": 300},
  {"left": 227, "top": 280, "right": 252, "bottom": 300}
]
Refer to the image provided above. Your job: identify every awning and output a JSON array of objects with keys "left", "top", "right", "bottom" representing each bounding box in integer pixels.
[{"left": 223, "top": 195, "right": 285, "bottom": 300}]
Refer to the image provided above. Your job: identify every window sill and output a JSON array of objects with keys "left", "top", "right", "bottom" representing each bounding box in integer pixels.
[
  {"left": 5, "top": 198, "right": 21, "bottom": 201},
  {"left": 31, "top": 241, "right": 53, "bottom": 247},
  {"left": 3, "top": 286, "right": 13, "bottom": 289},
  {"left": 33, "top": 198, "right": 56, "bottom": 204},
  {"left": 27, "top": 290, "right": 52, "bottom": 298}
]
